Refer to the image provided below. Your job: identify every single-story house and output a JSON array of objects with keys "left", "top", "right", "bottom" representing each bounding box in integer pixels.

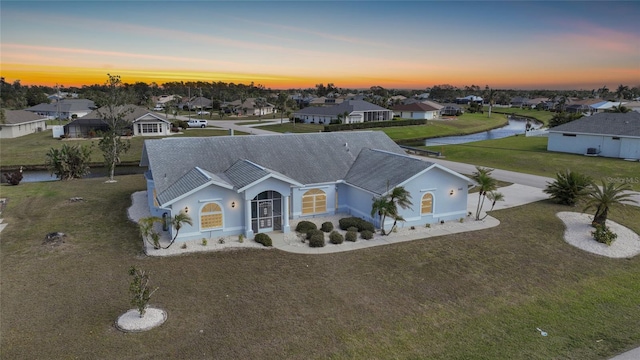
[
  {"left": 25, "top": 99, "right": 95, "bottom": 120},
  {"left": 226, "top": 98, "right": 275, "bottom": 116},
  {"left": 294, "top": 100, "right": 393, "bottom": 124},
  {"left": 440, "top": 104, "right": 463, "bottom": 116},
  {"left": 589, "top": 101, "right": 621, "bottom": 113},
  {"left": 391, "top": 102, "right": 440, "bottom": 120},
  {"left": 140, "top": 132, "right": 473, "bottom": 242},
  {"left": 547, "top": 112, "right": 640, "bottom": 160},
  {"left": 455, "top": 95, "right": 483, "bottom": 104},
  {"left": 0, "top": 110, "right": 48, "bottom": 139},
  {"left": 63, "top": 105, "right": 172, "bottom": 138}
]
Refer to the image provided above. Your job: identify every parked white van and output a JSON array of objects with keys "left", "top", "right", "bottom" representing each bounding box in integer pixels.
[{"left": 188, "top": 119, "right": 208, "bottom": 128}]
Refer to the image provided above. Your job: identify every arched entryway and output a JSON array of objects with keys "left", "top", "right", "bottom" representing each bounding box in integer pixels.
[{"left": 251, "top": 191, "right": 282, "bottom": 234}]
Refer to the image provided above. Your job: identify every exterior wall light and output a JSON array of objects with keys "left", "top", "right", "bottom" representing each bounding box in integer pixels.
[
  {"left": 184, "top": 206, "right": 189, "bottom": 213},
  {"left": 231, "top": 201, "right": 236, "bottom": 208},
  {"left": 449, "top": 190, "right": 454, "bottom": 196}
]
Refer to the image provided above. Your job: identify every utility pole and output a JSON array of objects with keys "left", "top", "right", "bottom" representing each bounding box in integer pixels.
[{"left": 188, "top": 87, "right": 191, "bottom": 121}]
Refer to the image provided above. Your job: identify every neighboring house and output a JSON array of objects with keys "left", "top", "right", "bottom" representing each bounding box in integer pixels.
[
  {"left": 294, "top": 100, "right": 393, "bottom": 124},
  {"left": 153, "top": 95, "right": 179, "bottom": 108},
  {"left": 391, "top": 102, "right": 440, "bottom": 120},
  {"left": 63, "top": 105, "right": 172, "bottom": 138},
  {"left": 590, "top": 101, "right": 621, "bottom": 113},
  {"left": 455, "top": 95, "right": 483, "bottom": 104},
  {"left": 140, "top": 132, "right": 473, "bottom": 242},
  {"left": 565, "top": 104, "right": 592, "bottom": 114},
  {"left": 179, "top": 97, "right": 212, "bottom": 111},
  {"left": 547, "top": 112, "right": 640, "bottom": 160},
  {"left": 440, "top": 104, "right": 463, "bottom": 116},
  {"left": 228, "top": 98, "right": 275, "bottom": 116},
  {"left": 25, "top": 99, "right": 95, "bottom": 120},
  {"left": 0, "top": 110, "right": 48, "bottom": 139}
]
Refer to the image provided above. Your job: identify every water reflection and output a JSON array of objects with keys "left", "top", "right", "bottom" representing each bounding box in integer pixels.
[{"left": 425, "top": 117, "right": 542, "bottom": 146}]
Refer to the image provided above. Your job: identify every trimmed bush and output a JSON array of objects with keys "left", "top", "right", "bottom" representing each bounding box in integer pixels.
[
  {"left": 306, "top": 229, "right": 324, "bottom": 240},
  {"left": 360, "top": 230, "right": 374, "bottom": 240},
  {"left": 320, "top": 221, "right": 334, "bottom": 233},
  {"left": 308, "top": 232, "right": 325, "bottom": 248},
  {"left": 254, "top": 233, "right": 272, "bottom": 247},
  {"left": 338, "top": 217, "right": 375, "bottom": 232},
  {"left": 295, "top": 220, "right": 317, "bottom": 233},
  {"left": 345, "top": 231, "right": 357, "bottom": 242},
  {"left": 329, "top": 231, "right": 344, "bottom": 244}
]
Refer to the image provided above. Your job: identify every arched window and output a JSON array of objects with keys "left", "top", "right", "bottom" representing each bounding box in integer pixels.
[
  {"left": 201, "top": 202, "right": 223, "bottom": 229},
  {"left": 302, "top": 189, "right": 326, "bottom": 215},
  {"left": 421, "top": 193, "right": 433, "bottom": 215}
]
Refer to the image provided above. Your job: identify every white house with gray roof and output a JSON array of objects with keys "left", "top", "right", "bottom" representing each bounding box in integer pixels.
[
  {"left": 1, "top": 110, "right": 48, "bottom": 139},
  {"left": 25, "top": 99, "right": 95, "bottom": 120},
  {"left": 294, "top": 100, "right": 393, "bottom": 124},
  {"left": 140, "top": 132, "right": 473, "bottom": 242},
  {"left": 547, "top": 112, "right": 640, "bottom": 160}
]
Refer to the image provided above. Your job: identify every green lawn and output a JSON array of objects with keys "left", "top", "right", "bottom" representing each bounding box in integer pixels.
[
  {"left": 254, "top": 122, "right": 325, "bottom": 133},
  {"left": 486, "top": 107, "right": 554, "bottom": 126},
  {"left": 0, "top": 128, "right": 246, "bottom": 168},
  {"left": 1, "top": 176, "right": 639, "bottom": 359},
  {"left": 425, "top": 136, "right": 640, "bottom": 191}
]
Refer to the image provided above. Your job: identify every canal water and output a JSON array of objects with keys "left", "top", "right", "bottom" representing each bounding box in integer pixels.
[
  {"left": 424, "top": 116, "right": 542, "bottom": 146},
  {"left": 8, "top": 165, "right": 146, "bottom": 183}
]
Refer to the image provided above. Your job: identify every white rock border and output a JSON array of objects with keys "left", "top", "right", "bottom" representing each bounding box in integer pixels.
[
  {"left": 556, "top": 212, "right": 640, "bottom": 258},
  {"left": 116, "top": 307, "right": 167, "bottom": 332}
]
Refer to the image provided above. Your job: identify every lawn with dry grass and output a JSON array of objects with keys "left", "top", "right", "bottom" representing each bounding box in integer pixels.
[{"left": 1, "top": 175, "right": 640, "bottom": 359}]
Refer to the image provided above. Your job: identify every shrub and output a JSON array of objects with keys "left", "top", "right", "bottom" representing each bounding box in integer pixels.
[
  {"left": 345, "top": 231, "right": 357, "bottom": 242},
  {"left": 347, "top": 226, "right": 358, "bottom": 233},
  {"left": 295, "top": 220, "right": 317, "bottom": 233},
  {"left": 591, "top": 225, "right": 617, "bottom": 246},
  {"left": 360, "top": 230, "right": 374, "bottom": 240},
  {"left": 238, "top": 234, "right": 244, "bottom": 243},
  {"left": 324, "top": 119, "right": 427, "bottom": 132},
  {"left": 254, "top": 233, "right": 272, "bottom": 247},
  {"left": 329, "top": 231, "right": 344, "bottom": 244},
  {"left": 339, "top": 217, "right": 375, "bottom": 232},
  {"left": 45, "top": 143, "right": 92, "bottom": 180},
  {"left": 201, "top": 238, "right": 208, "bottom": 246},
  {"left": 320, "top": 221, "right": 334, "bottom": 233},
  {"left": 308, "top": 232, "right": 325, "bottom": 247},
  {"left": 306, "top": 229, "right": 324, "bottom": 240}
]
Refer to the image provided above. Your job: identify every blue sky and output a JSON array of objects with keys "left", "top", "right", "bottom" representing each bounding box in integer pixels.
[{"left": 1, "top": 1, "right": 639, "bottom": 89}]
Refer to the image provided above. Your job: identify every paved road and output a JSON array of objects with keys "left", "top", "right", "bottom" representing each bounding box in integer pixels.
[{"left": 171, "top": 114, "right": 288, "bottom": 136}]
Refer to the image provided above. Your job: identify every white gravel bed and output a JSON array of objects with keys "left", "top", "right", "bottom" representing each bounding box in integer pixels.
[
  {"left": 556, "top": 212, "right": 640, "bottom": 258},
  {"left": 116, "top": 307, "right": 167, "bottom": 332}
]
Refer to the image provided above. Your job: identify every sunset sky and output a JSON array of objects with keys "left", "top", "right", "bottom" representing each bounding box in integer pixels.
[{"left": 1, "top": 1, "right": 639, "bottom": 90}]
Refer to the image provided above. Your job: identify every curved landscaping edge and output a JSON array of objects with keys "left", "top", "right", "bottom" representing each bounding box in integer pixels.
[{"left": 115, "top": 307, "right": 167, "bottom": 333}]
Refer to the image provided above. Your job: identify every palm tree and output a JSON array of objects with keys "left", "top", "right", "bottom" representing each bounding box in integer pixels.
[
  {"left": 544, "top": 170, "right": 593, "bottom": 206},
  {"left": 486, "top": 88, "right": 496, "bottom": 118},
  {"left": 471, "top": 167, "right": 498, "bottom": 220},
  {"left": 370, "top": 186, "right": 413, "bottom": 235},
  {"left": 606, "top": 104, "right": 631, "bottom": 113},
  {"left": 615, "top": 84, "right": 629, "bottom": 101},
  {"left": 478, "top": 191, "right": 504, "bottom": 220},
  {"left": 138, "top": 216, "right": 162, "bottom": 249},
  {"left": 162, "top": 211, "right": 193, "bottom": 249},
  {"left": 583, "top": 181, "right": 637, "bottom": 227}
]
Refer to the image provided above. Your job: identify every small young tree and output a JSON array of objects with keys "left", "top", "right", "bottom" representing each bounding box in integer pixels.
[
  {"left": 98, "top": 74, "right": 133, "bottom": 183},
  {"left": 45, "top": 144, "right": 92, "bottom": 180},
  {"left": 128, "top": 266, "right": 158, "bottom": 317}
]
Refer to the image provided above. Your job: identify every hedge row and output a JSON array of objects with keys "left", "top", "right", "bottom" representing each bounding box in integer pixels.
[
  {"left": 338, "top": 217, "right": 375, "bottom": 232},
  {"left": 323, "top": 119, "right": 427, "bottom": 132}
]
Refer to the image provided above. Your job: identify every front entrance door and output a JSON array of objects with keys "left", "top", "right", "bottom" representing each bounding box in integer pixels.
[{"left": 251, "top": 191, "right": 282, "bottom": 234}]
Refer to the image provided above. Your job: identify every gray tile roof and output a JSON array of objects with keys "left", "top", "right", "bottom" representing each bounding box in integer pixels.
[
  {"left": 294, "top": 100, "right": 391, "bottom": 117},
  {"left": 3, "top": 110, "right": 47, "bottom": 125},
  {"left": 143, "top": 132, "right": 405, "bottom": 205},
  {"left": 224, "top": 160, "right": 271, "bottom": 189},
  {"left": 83, "top": 105, "right": 169, "bottom": 123},
  {"left": 157, "top": 167, "right": 214, "bottom": 205},
  {"left": 548, "top": 112, "right": 640, "bottom": 137},
  {"left": 25, "top": 99, "right": 95, "bottom": 113},
  {"left": 344, "top": 149, "right": 433, "bottom": 195},
  {"left": 391, "top": 102, "right": 439, "bottom": 112}
]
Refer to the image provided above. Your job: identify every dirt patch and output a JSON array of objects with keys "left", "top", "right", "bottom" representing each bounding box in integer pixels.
[{"left": 43, "top": 232, "right": 67, "bottom": 247}]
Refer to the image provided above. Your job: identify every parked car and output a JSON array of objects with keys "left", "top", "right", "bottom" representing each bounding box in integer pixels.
[
  {"left": 197, "top": 111, "right": 210, "bottom": 115},
  {"left": 153, "top": 106, "right": 164, "bottom": 111},
  {"left": 188, "top": 119, "right": 208, "bottom": 128}
]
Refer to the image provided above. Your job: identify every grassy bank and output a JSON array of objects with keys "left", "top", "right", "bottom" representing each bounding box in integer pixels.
[
  {"left": 426, "top": 136, "right": 640, "bottom": 191},
  {"left": 257, "top": 113, "right": 508, "bottom": 141},
  {"left": 486, "top": 107, "right": 554, "bottom": 126},
  {"left": 1, "top": 175, "right": 639, "bottom": 359},
  {"left": 0, "top": 128, "right": 246, "bottom": 168}
]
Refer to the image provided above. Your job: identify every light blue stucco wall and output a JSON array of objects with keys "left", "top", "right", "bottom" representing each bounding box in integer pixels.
[{"left": 548, "top": 132, "right": 640, "bottom": 160}]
